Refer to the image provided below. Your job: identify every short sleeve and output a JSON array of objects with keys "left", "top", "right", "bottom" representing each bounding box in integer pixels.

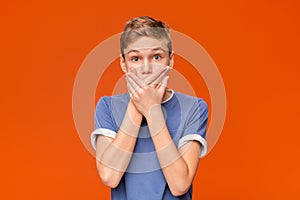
[
  {"left": 90, "top": 96, "right": 117, "bottom": 150},
  {"left": 178, "top": 99, "right": 208, "bottom": 158}
]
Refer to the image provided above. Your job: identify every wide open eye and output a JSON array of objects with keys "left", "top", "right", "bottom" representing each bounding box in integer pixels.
[
  {"left": 153, "top": 54, "right": 162, "bottom": 61},
  {"left": 131, "top": 56, "right": 140, "bottom": 62}
]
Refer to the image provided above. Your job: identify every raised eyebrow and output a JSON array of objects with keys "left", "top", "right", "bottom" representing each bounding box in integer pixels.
[
  {"left": 125, "top": 48, "right": 167, "bottom": 55},
  {"left": 151, "top": 47, "right": 167, "bottom": 52},
  {"left": 126, "top": 49, "right": 140, "bottom": 54}
]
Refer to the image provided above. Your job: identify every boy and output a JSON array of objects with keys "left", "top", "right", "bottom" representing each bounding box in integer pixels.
[{"left": 91, "top": 16, "right": 208, "bottom": 199}]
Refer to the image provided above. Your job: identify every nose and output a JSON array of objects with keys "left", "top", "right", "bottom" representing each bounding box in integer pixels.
[{"left": 141, "top": 59, "right": 152, "bottom": 74}]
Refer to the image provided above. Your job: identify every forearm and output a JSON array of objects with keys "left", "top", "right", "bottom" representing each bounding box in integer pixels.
[
  {"left": 147, "top": 107, "right": 193, "bottom": 195},
  {"left": 152, "top": 127, "right": 191, "bottom": 194},
  {"left": 96, "top": 101, "right": 142, "bottom": 187}
]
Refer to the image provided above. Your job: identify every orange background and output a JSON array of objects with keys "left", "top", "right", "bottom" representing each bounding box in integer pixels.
[{"left": 3, "top": 0, "right": 300, "bottom": 199}]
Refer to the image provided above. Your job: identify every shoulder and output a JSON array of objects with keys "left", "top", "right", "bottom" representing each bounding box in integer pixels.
[
  {"left": 95, "top": 93, "right": 130, "bottom": 109},
  {"left": 173, "top": 91, "right": 208, "bottom": 110}
]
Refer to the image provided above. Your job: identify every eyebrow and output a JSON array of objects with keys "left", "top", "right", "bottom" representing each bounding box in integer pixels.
[{"left": 125, "top": 47, "right": 167, "bottom": 55}]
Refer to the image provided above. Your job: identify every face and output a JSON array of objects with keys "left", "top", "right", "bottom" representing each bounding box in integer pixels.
[{"left": 120, "top": 36, "right": 173, "bottom": 81}]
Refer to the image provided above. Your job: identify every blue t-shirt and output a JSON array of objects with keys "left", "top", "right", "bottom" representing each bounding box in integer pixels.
[{"left": 91, "top": 89, "right": 208, "bottom": 200}]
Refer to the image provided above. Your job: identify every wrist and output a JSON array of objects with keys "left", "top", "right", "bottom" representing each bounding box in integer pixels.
[
  {"left": 128, "top": 100, "right": 143, "bottom": 123},
  {"left": 145, "top": 105, "right": 165, "bottom": 137},
  {"left": 145, "top": 104, "right": 163, "bottom": 121},
  {"left": 119, "top": 101, "right": 142, "bottom": 138}
]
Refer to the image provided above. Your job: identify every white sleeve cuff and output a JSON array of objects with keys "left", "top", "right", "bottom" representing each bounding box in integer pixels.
[
  {"left": 178, "top": 134, "right": 207, "bottom": 158},
  {"left": 90, "top": 128, "right": 117, "bottom": 150}
]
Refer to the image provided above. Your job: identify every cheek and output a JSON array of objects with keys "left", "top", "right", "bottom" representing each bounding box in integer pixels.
[
  {"left": 127, "top": 66, "right": 138, "bottom": 74},
  {"left": 124, "top": 60, "right": 137, "bottom": 72},
  {"left": 160, "top": 56, "right": 171, "bottom": 65}
]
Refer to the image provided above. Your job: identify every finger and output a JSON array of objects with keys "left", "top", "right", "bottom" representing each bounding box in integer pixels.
[
  {"left": 143, "top": 66, "right": 168, "bottom": 84},
  {"left": 127, "top": 82, "right": 139, "bottom": 99},
  {"left": 149, "top": 66, "right": 171, "bottom": 87},
  {"left": 126, "top": 75, "right": 142, "bottom": 95},
  {"left": 126, "top": 80, "right": 135, "bottom": 96},
  {"left": 158, "top": 75, "right": 169, "bottom": 91},
  {"left": 127, "top": 71, "right": 147, "bottom": 88}
]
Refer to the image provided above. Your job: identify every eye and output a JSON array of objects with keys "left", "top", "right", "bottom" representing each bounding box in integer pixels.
[
  {"left": 153, "top": 54, "right": 162, "bottom": 61},
  {"left": 131, "top": 56, "right": 140, "bottom": 62}
]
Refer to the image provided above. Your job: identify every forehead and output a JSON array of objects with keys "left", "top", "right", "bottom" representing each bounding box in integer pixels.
[{"left": 124, "top": 36, "right": 168, "bottom": 54}]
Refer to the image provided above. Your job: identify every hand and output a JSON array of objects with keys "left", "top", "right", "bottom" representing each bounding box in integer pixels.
[{"left": 126, "top": 66, "right": 170, "bottom": 119}]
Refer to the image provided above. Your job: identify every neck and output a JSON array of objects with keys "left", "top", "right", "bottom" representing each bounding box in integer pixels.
[{"left": 162, "top": 88, "right": 172, "bottom": 102}]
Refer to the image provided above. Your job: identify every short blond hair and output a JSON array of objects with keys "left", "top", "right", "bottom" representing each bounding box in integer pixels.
[{"left": 120, "top": 16, "right": 172, "bottom": 57}]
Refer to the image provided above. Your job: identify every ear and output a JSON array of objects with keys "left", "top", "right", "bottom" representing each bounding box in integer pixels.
[
  {"left": 120, "top": 54, "right": 127, "bottom": 73},
  {"left": 169, "top": 51, "right": 174, "bottom": 68}
]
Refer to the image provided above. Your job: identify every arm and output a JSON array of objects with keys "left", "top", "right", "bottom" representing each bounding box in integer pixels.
[
  {"left": 95, "top": 66, "right": 170, "bottom": 188},
  {"left": 95, "top": 100, "right": 142, "bottom": 188},
  {"left": 147, "top": 106, "right": 201, "bottom": 196}
]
